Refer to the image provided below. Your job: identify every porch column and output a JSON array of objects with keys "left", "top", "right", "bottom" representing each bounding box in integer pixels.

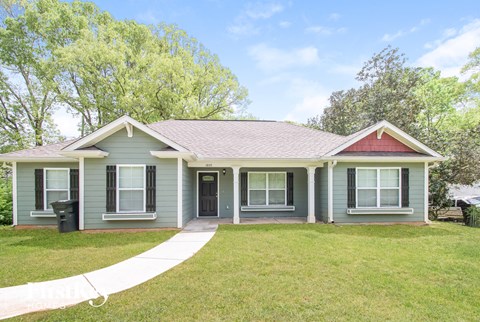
[
  {"left": 327, "top": 161, "right": 337, "bottom": 223},
  {"left": 233, "top": 166, "right": 240, "bottom": 224},
  {"left": 79, "top": 157, "right": 85, "bottom": 230},
  {"left": 177, "top": 158, "right": 183, "bottom": 228},
  {"left": 424, "top": 162, "right": 430, "bottom": 223},
  {"left": 307, "top": 166, "right": 316, "bottom": 223}
]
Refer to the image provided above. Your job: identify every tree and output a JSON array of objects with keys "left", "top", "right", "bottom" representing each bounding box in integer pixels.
[
  {"left": 307, "top": 89, "right": 363, "bottom": 135},
  {"left": 308, "top": 47, "right": 425, "bottom": 135},
  {"left": 306, "top": 46, "right": 478, "bottom": 212},
  {"left": 0, "top": 0, "right": 249, "bottom": 141},
  {"left": 0, "top": 0, "right": 61, "bottom": 148}
]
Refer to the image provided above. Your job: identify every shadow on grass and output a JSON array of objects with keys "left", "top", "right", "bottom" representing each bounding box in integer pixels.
[
  {"left": 0, "top": 228, "right": 176, "bottom": 250},
  {"left": 219, "top": 222, "right": 458, "bottom": 239}
]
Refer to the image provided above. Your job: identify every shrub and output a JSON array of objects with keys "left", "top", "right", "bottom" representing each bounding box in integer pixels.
[
  {"left": 464, "top": 207, "right": 480, "bottom": 227},
  {"left": 0, "top": 179, "right": 12, "bottom": 225}
]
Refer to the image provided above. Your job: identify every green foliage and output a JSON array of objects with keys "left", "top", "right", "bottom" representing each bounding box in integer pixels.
[
  {"left": 26, "top": 223, "right": 480, "bottom": 321},
  {"left": 0, "top": 228, "right": 176, "bottom": 287},
  {"left": 0, "top": 169, "right": 12, "bottom": 225},
  {"left": 0, "top": 0, "right": 249, "bottom": 150},
  {"left": 307, "top": 46, "right": 480, "bottom": 212},
  {"left": 465, "top": 206, "right": 480, "bottom": 227},
  {"left": 308, "top": 47, "right": 426, "bottom": 135}
]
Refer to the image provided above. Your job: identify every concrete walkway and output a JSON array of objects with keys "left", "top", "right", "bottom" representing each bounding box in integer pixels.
[{"left": 0, "top": 221, "right": 217, "bottom": 320}]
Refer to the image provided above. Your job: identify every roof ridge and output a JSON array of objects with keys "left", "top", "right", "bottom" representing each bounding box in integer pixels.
[
  {"left": 148, "top": 119, "right": 277, "bottom": 126},
  {"left": 280, "top": 121, "right": 347, "bottom": 138}
]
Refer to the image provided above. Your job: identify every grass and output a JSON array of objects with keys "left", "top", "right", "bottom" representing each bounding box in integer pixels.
[
  {"left": 0, "top": 227, "right": 177, "bottom": 288},
  {"left": 13, "top": 222, "right": 480, "bottom": 321}
]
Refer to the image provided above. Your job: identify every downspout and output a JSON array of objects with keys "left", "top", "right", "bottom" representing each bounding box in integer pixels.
[
  {"left": 327, "top": 160, "right": 337, "bottom": 223},
  {"left": 12, "top": 162, "right": 17, "bottom": 227}
]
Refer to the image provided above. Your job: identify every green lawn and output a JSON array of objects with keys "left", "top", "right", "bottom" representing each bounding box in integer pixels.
[
  {"left": 15, "top": 223, "right": 480, "bottom": 321},
  {"left": 0, "top": 227, "right": 177, "bottom": 288}
]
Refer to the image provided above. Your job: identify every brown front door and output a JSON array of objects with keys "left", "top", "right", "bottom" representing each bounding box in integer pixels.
[{"left": 199, "top": 172, "right": 218, "bottom": 217}]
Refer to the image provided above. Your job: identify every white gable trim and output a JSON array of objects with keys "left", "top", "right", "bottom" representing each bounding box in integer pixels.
[
  {"left": 325, "top": 121, "right": 443, "bottom": 158},
  {"left": 62, "top": 115, "right": 188, "bottom": 152}
]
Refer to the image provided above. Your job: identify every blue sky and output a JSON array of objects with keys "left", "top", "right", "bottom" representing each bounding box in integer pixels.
[{"left": 56, "top": 0, "right": 480, "bottom": 136}]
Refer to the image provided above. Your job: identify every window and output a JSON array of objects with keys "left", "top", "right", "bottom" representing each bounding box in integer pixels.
[
  {"left": 44, "top": 168, "right": 70, "bottom": 210},
  {"left": 356, "top": 168, "right": 400, "bottom": 208},
  {"left": 117, "top": 165, "right": 146, "bottom": 212},
  {"left": 248, "top": 172, "right": 286, "bottom": 206}
]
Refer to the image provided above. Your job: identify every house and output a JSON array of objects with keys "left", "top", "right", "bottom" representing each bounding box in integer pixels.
[{"left": 0, "top": 116, "right": 444, "bottom": 229}]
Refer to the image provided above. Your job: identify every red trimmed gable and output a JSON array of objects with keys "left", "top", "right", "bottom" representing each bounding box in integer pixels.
[{"left": 343, "top": 132, "right": 415, "bottom": 152}]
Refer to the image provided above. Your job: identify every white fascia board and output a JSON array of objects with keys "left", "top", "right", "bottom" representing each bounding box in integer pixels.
[
  {"left": 0, "top": 157, "right": 78, "bottom": 162},
  {"left": 325, "top": 120, "right": 443, "bottom": 158},
  {"left": 63, "top": 115, "right": 188, "bottom": 152},
  {"left": 322, "top": 156, "right": 445, "bottom": 162},
  {"left": 188, "top": 159, "right": 325, "bottom": 168},
  {"left": 150, "top": 151, "right": 197, "bottom": 162},
  {"left": 59, "top": 151, "right": 109, "bottom": 158}
]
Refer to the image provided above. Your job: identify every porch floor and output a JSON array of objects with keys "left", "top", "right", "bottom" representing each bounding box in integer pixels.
[{"left": 187, "top": 217, "right": 308, "bottom": 227}]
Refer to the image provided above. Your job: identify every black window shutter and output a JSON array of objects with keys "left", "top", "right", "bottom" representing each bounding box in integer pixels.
[
  {"left": 240, "top": 172, "right": 248, "bottom": 206},
  {"left": 106, "top": 166, "right": 116, "bottom": 212},
  {"left": 401, "top": 168, "right": 409, "bottom": 207},
  {"left": 146, "top": 166, "right": 156, "bottom": 212},
  {"left": 35, "top": 169, "right": 44, "bottom": 210},
  {"left": 287, "top": 172, "right": 294, "bottom": 205},
  {"left": 70, "top": 169, "right": 79, "bottom": 200},
  {"left": 347, "top": 168, "right": 356, "bottom": 208}
]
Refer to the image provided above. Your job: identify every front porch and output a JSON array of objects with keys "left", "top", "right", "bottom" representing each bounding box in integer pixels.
[{"left": 185, "top": 217, "right": 309, "bottom": 230}]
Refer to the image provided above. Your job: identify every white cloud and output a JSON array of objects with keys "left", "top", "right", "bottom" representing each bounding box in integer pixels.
[
  {"left": 328, "top": 13, "right": 341, "bottom": 21},
  {"left": 416, "top": 19, "right": 480, "bottom": 77},
  {"left": 245, "top": 2, "right": 284, "bottom": 19},
  {"left": 283, "top": 79, "right": 330, "bottom": 122},
  {"left": 305, "top": 25, "right": 333, "bottom": 35},
  {"left": 228, "top": 1, "right": 284, "bottom": 36},
  {"left": 248, "top": 44, "right": 320, "bottom": 72},
  {"left": 381, "top": 18, "right": 430, "bottom": 42},
  {"left": 54, "top": 108, "right": 80, "bottom": 138},
  {"left": 279, "top": 21, "right": 291, "bottom": 28},
  {"left": 328, "top": 63, "right": 360, "bottom": 77},
  {"left": 135, "top": 10, "right": 160, "bottom": 25},
  {"left": 424, "top": 27, "right": 457, "bottom": 49},
  {"left": 381, "top": 30, "right": 405, "bottom": 42},
  {"left": 227, "top": 21, "right": 259, "bottom": 36},
  {"left": 305, "top": 25, "right": 347, "bottom": 36}
]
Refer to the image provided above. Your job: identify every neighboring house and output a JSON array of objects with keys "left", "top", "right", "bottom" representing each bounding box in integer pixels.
[{"left": 0, "top": 116, "right": 444, "bottom": 229}]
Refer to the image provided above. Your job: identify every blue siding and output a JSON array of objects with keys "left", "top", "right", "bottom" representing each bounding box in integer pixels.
[
  {"left": 16, "top": 162, "right": 78, "bottom": 226},
  {"left": 83, "top": 128, "right": 178, "bottom": 229},
  {"left": 332, "top": 162, "right": 426, "bottom": 223}
]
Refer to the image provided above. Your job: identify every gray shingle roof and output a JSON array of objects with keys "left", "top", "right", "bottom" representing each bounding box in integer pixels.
[
  {"left": 148, "top": 120, "right": 348, "bottom": 159},
  {"left": 0, "top": 139, "right": 78, "bottom": 158}
]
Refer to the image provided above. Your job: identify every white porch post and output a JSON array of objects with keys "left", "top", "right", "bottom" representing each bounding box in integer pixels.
[
  {"left": 424, "top": 162, "right": 430, "bottom": 223},
  {"left": 12, "top": 161, "right": 17, "bottom": 226},
  {"left": 307, "top": 166, "right": 316, "bottom": 223},
  {"left": 177, "top": 158, "right": 183, "bottom": 228},
  {"left": 327, "top": 161, "right": 337, "bottom": 223},
  {"left": 233, "top": 166, "right": 240, "bottom": 224},
  {"left": 79, "top": 157, "right": 85, "bottom": 230}
]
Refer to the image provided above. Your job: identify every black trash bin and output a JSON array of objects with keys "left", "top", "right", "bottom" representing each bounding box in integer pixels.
[{"left": 51, "top": 200, "right": 79, "bottom": 233}]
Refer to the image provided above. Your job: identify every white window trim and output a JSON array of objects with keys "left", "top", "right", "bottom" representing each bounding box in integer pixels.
[
  {"left": 355, "top": 167, "right": 401, "bottom": 208},
  {"left": 247, "top": 172, "right": 287, "bottom": 207},
  {"left": 116, "top": 164, "right": 146, "bottom": 213},
  {"left": 44, "top": 168, "right": 70, "bottom": 211}
]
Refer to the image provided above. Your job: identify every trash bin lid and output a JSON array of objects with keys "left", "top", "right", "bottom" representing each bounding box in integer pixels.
[{"left": 50, "top": 199, "right": 79, "bottom": 206}]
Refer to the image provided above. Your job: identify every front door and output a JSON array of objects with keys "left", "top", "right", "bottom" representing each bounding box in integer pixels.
[{"left": 199, "top": 172, "right": 218, "bottom": 217}]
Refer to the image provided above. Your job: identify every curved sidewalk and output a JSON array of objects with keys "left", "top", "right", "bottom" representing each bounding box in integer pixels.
[{"left": 0, "top": 220, "right": 217, "bottom": 320}]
